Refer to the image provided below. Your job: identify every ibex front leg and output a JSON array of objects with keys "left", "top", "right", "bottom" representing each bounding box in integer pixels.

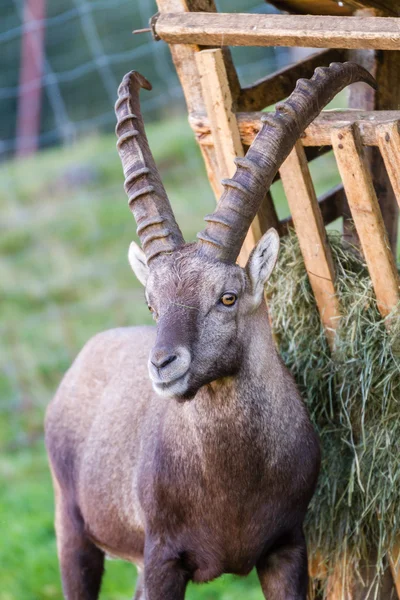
[
  {"left": 144, "top": 540, "right": 189, "bottom": 600},
  {"left": 55, "top": 495, "right": 105, "bottom": 599},
  {"left": 257, "top": 527, "right": 309, "bottom": 600}
]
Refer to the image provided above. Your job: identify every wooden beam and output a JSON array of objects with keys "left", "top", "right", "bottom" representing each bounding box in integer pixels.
[
  {"left": 154, "top": 13, "right": 400, "bottom": 51},
  {"left": 195, "top": 48, "right": 266, "bottom": 265},
  {"left": 155, "top": 0, "right": 240, "bottom": 114},
  {"left": 280, "top": 184, "right": 345, "bottom": 235},
  {"left": 238, "top": 49, "right": 346, "bottom": 112},
  {"left": 190, "top": 111, "right": 400, "bottom": 148},
  {"left": 280, "top": 141, "right": 340, "bottom": 344},
  {"left": 154, "top": 1, "right": 240, "bottom": 214},
  {"left": 347, "top": 43, "right": 400, "bottom": 256},
  {"left": 332, "top": 124, "right": 400, "bottom": 318},
  {"left": 377, "top": 121, "right": 400, "bottom": 209}
]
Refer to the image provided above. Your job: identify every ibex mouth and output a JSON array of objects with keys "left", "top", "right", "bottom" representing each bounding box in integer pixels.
[
  {"left": 148, "top": 346, "right": 191, "bottom": 399},
  {"left": 151, "top": 371, "right": 191, "bottom": 399}
]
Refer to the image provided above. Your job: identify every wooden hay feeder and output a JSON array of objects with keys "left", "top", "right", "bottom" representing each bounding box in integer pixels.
[{"left": 147, "top": 0, "right": 400, "bottom": 597}]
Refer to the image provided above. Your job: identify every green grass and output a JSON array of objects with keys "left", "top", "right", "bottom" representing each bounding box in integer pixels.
[{"left": 0, "top": 113, "right": 343, "bottom": 598}]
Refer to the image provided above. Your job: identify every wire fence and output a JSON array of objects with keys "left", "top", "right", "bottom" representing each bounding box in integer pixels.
[{"left": 1, "top": 0, "right": 292, "bottom": 159}]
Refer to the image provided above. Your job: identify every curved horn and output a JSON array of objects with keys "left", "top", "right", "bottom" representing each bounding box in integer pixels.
[
  {"left": 115, "top": 71, "right": 185, "bottom": 262},
  {"left": 197, "top": 62, "right": 376, "bottom": 262}
]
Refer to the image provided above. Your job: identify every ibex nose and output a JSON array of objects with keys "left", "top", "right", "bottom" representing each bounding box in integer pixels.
[{"left": 150, "top": 349, "right": 177, "bottom": 370}]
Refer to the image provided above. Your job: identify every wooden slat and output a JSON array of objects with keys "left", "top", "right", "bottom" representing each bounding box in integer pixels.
[
  {"left": 280, "top": 184, "right": 345, "bottom": 235},
  {"left": 195, "top": 48, "right": 264, "bottom": 265},
  {"left": 332, "top": 124, "right": 400, "bottom": 317},
  {"left": 347, "top": 46, "right": 400, "bottom": 256},
  {"left": 155, "top": 1, "right": 240, "bottom": 216},
  {"left": 155, "top": 0, "right": 241, "bottom": 113},
  {"left": 154, "top": 13, "right": 400, "bottom": 51},
  {"left": 280, "top": 141, "right": 340, "bottom": 344},
  {"left": 189, "top": 111, "right": 400, "bottom": 148},
  {"left": 237, "top": 49, "right": 345, "bottom": 112},
  {"left": 377, "top": 121, "right": 400, "bottom": 209}
]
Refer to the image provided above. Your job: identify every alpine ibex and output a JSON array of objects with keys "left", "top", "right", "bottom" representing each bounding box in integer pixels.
[{"left": 45, "top": 62, "right": 375, "bottom": 599}]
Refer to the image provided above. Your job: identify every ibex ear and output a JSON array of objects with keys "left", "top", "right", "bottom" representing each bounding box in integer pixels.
[
  {"left": 128, "top": 241, "right": 149, "bottom": 287},
  {"left": 246, "top": 228, "right": 280, "bottom": 305}
]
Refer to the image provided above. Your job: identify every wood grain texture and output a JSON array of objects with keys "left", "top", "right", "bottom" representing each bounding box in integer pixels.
[
  {"left": 280, "top": 141, "right": 340, "bottom": 344},
  {"left": 280, "top": 184, "right": 345, "bottom": 235},
  {"left": 155, "top": 13, "right": 400, "bottom": 50},
  {"left": 237, "top": 49, "right": 346, "bottom": 112},
  {"left": 195, "top": 48, "right": 265, "bottom": 265},
  {"left": 332, "top": 124, "right": 400, "bottom": 317},
  {"left": 348, "top": 45, "right": 400, "bottom": 255},
  {"left": 377, "top": 121, "right": 400, "bottom": 209},
  {"left": 155, "top": 0, "right": 241, "bottom": 232},
  {"left": 190, "top": 111, "right": 400, "bottom": 148}
]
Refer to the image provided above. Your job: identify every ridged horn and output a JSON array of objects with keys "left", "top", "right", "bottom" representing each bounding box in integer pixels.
[
  {"left": 197, "top": 62, "right": 376, "bottom": 262},
  {"left": 115, "top": 71, "right": 185, "bottom": 262}
]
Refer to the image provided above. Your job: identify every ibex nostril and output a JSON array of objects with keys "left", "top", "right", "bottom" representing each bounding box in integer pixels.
[{"left": 151, "top": 353, "right": 177, "bottom": 370}]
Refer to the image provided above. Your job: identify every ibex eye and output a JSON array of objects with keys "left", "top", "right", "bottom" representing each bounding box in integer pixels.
[{"left": 220, "top": 293, "right": 237, "bottom": 307}]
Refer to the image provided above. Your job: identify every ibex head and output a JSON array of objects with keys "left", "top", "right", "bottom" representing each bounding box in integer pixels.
[{"left": 115, "top": 64, "right": 375, "bottom": 400}]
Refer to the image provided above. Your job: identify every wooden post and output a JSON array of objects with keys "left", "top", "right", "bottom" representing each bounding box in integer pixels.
[
  {"left": 195, "top": 49, "right": 269, "bottom": 265},
  {"left": 16, "top": 0, "right": 46, "bottom": 157},
  {"left": 280, "top": 141, "right": 340, "bottom": 345},
  {"left": 348, "top": 18, "right": 400, "bottom": 255},
  {"left": 155, "top": 0, "right": 240, "bottom": 201},
  {"left": 332, "top": 124, "right": 400, "bottom": 318},
  {"left": 376, "top": 121, "right": 400, "bottom": 210}
]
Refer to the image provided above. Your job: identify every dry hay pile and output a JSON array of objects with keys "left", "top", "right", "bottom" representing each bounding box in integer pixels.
[{"left": 266, "top": 231, "right": 400, "bottom": 584}]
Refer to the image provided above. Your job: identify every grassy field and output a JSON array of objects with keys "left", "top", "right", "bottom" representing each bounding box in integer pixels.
[{"left": 0, "top": 112, "right": 346, "bottom": 599}]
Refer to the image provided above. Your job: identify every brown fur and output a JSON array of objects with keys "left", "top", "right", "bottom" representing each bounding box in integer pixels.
[{"left": 45, "top": 235, "right": 320, "bottom": 599}]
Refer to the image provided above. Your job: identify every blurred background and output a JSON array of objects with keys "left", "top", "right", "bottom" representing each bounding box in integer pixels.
[{"left": 0, "top": 1, "right": 350, "bottom": 598}]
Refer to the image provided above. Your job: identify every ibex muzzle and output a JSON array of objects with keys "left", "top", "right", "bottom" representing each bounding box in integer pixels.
[{"left": 45, "top": 62, "right": 375, "bottom": 599}]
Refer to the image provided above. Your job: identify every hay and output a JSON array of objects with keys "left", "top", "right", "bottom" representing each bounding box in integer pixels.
[{"left": 266, "top": 231, "right": 400, "bottom": 583}]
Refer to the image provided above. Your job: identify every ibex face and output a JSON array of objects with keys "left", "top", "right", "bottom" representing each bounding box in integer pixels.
[
  {"left": 115, "top": 63, "right": 375, "bottom": 400},
  {"left": 128, "top": 229, "right": 279, "bottom": 400}
]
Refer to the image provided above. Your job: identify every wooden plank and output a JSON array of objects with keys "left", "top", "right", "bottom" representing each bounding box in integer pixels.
[
  {"left": 154, "top": 13, "right": 400, "bottom": 51},
  {"left": 155, "top": 0, "right": 241, "bottom": 230},
  {"left": 377, "top": 121, "right": 400, "bottom": 209},
  {"left": 155, "top": 0, "right": 241, "bottom": 114},
  {"left": 332, "top": 124, "right": 400, "bottom": 318},
  {"left": 372, "top": 51, "right": 400, "bottom": 254},
  {"left": 190, "top": 111, "right": 400, "bottom": 148},
  {"left": 237, "top": 49, "right": 346, "bottom": 112},
  {"left": 279, "top": 141, "right": 340, "bottom": 344},
  {"left": 195, "top": 48, "right": 264, "bottom": 265},
  {"left": 347, "top": 44, "right": 400, "bottom": 255},
  {"left": 280, "top": 184, "right": 345, "bottom": 235}
]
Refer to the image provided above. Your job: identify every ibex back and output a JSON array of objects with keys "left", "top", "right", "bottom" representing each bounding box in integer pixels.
[{"left": 45, "top": 62, "right": 375, "bottom": 599}]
